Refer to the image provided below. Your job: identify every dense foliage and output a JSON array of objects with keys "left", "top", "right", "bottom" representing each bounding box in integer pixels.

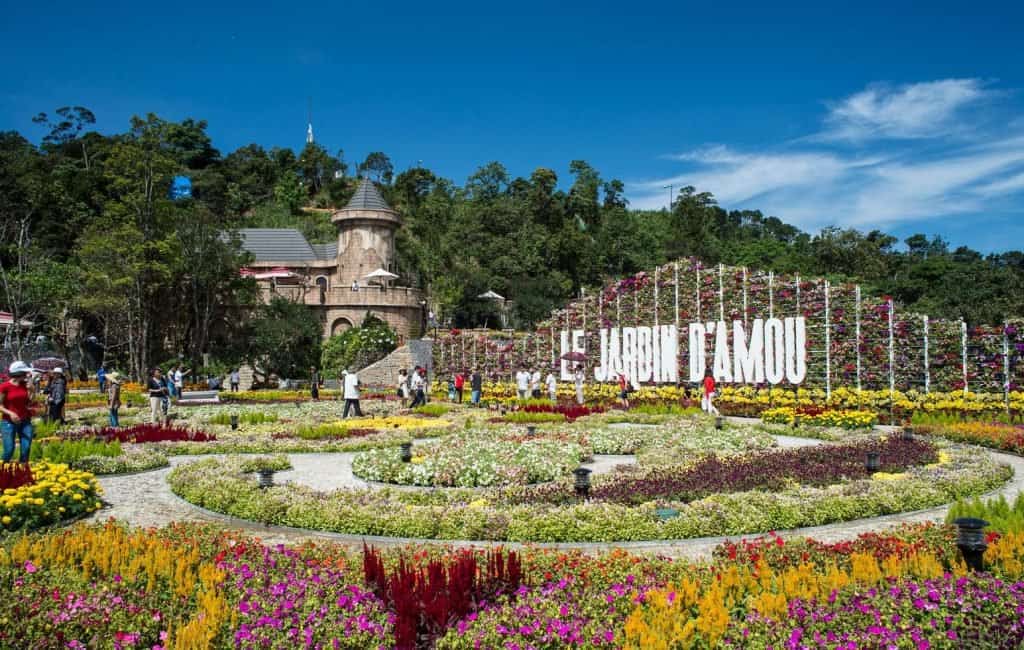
[
  {"left": 5, "top": 107, "right": 1024, "bottom": 379},
  {"left": 320, "top": 313, "right": 398, "bottom": 377}
]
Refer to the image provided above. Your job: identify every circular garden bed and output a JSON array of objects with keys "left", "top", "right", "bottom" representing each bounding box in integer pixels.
[{"left": 167, "top": 417, "right": 1012, "bottom": 542}]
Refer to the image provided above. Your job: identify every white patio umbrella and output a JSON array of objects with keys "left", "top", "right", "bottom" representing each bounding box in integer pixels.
[{"left": 363, "top": 268, "right": 400, "bottom": 287}]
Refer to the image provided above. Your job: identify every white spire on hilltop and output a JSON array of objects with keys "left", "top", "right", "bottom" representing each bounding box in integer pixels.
[{"left": 306, "top": 97, "right": 314, "bottom": 144}]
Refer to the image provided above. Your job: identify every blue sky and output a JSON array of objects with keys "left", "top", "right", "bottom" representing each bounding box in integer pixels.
[{"left": 2, "top": 0, "right": 1023, "bottom": 251}]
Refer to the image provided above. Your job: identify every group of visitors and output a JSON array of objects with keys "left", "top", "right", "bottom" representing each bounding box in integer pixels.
[
  {"left": 396, "top": 367, "right": 428, "bottom": 408},
  {"left": 513, "top": 367, "right": 562, "bottom": 403}
]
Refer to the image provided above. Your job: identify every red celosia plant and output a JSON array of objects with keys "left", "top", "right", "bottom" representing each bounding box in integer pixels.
[
  {"left": 69, "top": 424, "right": 216, "bottom": 444},
  {"left": 363, "top": 544, "right": 525, "bottom": 649},
  {"left": 0, "top": 463, "right": 34, "bottom": 490}
]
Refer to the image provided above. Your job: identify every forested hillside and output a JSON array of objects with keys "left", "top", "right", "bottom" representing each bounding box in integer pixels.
[{"left": 2, "top": 110, "right": 1022, "bottom": 374}]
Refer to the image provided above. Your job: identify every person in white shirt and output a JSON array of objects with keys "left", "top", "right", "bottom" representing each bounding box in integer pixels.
[
  {"left": 545, "top": 370, "right": 557, "bottom": 403},
  {"left": 574, "top": 365, "right": 585, "bottom": 405},
  {"left": 342, "top": 369, "right": 362, "bottom": 417},
  {"left": 409, "top": 367, "right": 427, "bottom": 408},
  {"left": 515, "top": 367, "right": 530, "bottom": 400},
  {"left": 529, "top": 368, "right": 541, "bottom": 399},
  {"left": 172, "top": 366, "right": 187, "bottom": 399},
  {"left": 229, "top": 369, "right": 240, "bottom": 392}
]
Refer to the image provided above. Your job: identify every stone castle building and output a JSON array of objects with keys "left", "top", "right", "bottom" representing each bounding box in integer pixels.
[{"left": 236, "top": 179, "right": 424, "bottom": 339}]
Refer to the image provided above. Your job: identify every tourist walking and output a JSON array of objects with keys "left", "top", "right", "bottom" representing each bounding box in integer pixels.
[
  {"left": 0, "top": 361, "right": 35, "bottom": 463},
  {"left": 148, "top": 368, "right": 168, "bottom": 424},
  {"left": 530, "top": 368, "right": 541, "bottom": 399},
  {"left": 470, "top": 368, "right": 482, "bottom": 406},
  {"left": 454, "top": 370, "right": 465, "bottom": 403},
  {"left": 515, "top": 367, "right": 530, "bottom": 400},
  {"left": 447, "top": 374, "right": 456, "bottom": 401},
  {"left": 342, "top": 369, "right": 363, "bottom": 418},
  {"left": 397, "top": 369, "right": 410, "bottom": 407},
  {"left": 310, "top": 366, "right": 320, "bottom": 401},
  {"left": 546, "top": 369, "right": 557, "bottom": 403},
  {"left": 409, "top": 367, "right": 426, "bottom": 408},
  {"left": 47, "top": 367, "right": 67, "bottom": 425},
  {"left": 97, "top": 366, "right": 106, "bottom": 393},
  {"left": 229, "top": 368, "right": 240, "bottom": 392},
  {"left": 574, "top": 365, "right": 585, "bottom": 405},
  {"left": 701, "top": 368, "right": 719, "bottom": 415},
  {"left": 107, "top": 371, "right": 122, "bottom": 427}
]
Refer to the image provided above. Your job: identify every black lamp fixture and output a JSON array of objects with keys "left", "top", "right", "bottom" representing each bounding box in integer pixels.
[
  {"left": 865, "top": 451, "right": 881, "bottom": 472},
  {"left": 793, "top": 415, "right": 801, "bottom": 428},
  {"left": 400, "top": 442, "right": 413, "bottom": 463},
  {"left": 257, "top": 468, "right": 274, "bottom": 488},
  {"left": 573, "top": 467, "right": 592, "bottom": 498},
  {"left": 953, "top": 517, "right": 990, "bottom": 572},
  {"left": 526, "top": 425, "right": 536, "bottom": 436},
  {"left": 230, "top": 414, "right": 239, "bottom": 430},
  {"left": 902, "top": 426, "right": 915, "bottom": 441},
  {"left": 714, "top": 416, "right": 724, "bottom": 430}
]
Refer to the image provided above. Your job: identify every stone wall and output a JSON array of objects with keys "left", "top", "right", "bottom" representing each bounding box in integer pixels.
[{"left": 357, "top": 339, "right": 435, "bottom": 387}]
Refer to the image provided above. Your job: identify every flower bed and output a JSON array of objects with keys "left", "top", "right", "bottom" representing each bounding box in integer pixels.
[
  {"left": 761, "top": 405, "right": 877, "bottom": 428},
  {"left": 169, "top": 444, "right": 1008, "bottom": 542},
  {"left": 520, "top": 435, "right": 937, "bottom": 505},
  {"left": 915, "top": 420, "right": 1024, "bottom": 454},
  {"left": 351, "top": 434, "right": 587, "bottom": 487},
  {"left": 6, "top": 520, "right": 1024, "bottom": 648},
  {"left": 297, "top": 416, "right": 451, "bottom": 440},
  {"left": 70, "top": 423, "right": 216, "bottom": 444},
  {"left": 72, "top": 446, "right": 169, "bottom": 474},
  {"left": 584, "top": 421, "right": 773, "bottom": 460},
  {"left": 0, "top": 462, "right": 102, "bottom": 531}
]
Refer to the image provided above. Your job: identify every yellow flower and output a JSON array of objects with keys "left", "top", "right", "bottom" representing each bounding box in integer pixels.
[{"left": 1, "top": 516, "right": 10, "bottom": 525}]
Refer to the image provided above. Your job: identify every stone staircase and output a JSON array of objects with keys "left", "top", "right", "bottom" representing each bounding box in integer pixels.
[{"left": 358, "top": 340, "right": 435, "bottom": 387}]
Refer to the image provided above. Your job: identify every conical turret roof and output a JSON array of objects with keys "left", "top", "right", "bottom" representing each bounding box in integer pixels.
[{"left": 344, "top": 178, "right": 392, "bottom": 211}]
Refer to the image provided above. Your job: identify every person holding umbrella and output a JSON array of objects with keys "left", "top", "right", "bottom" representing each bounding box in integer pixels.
[
  {"left": 0, "top": 362, "right": 36, "bottom": 463},
  {"left": 574, "top": 364, "right": 586, "bottom": 405},
  {"left": 561, "top": 351, "right": 587, "bottom": 405}
]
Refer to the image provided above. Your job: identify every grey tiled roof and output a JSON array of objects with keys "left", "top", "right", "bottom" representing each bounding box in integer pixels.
[
  {"left": 344, "top": 179, "right": 392, "bottom": 211},
  {"left": 310, "top": 242, "right": 338, "bottom": 260},
  {"left": 236, "top": 228, "right": 319, "bottom": 262}
]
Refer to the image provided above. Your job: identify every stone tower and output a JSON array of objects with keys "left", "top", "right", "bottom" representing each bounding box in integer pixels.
[{"left": 331, "top": 179, "right": 400, "bottom": 286}]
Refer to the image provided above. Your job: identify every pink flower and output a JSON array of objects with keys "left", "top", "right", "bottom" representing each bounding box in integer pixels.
[{"left": 24, "top": 560, "right": 37, "bottom": 574}]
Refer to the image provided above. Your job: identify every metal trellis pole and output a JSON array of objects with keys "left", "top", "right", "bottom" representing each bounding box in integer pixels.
[{"left": 824, "top": 279, "right": 831, "bottom": 400}]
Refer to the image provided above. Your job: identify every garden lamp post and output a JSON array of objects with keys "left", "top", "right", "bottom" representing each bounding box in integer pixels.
[
  {"left": 230, "top": 414, "right": 239, "bottom": 430},
  {"left": 400, "top": 442, "right": 413, "bottom": 463},
  {"left": 573, "top": 467, "right": 592, "bottom": 498},
  {"left": 953, "top": 518, "right": 990, "bottom": 572},
  {"left": 902, "top": 426, "right": 915, "bottom": 441},
  {"left": 865, "top": 451, "right": 880, "bottom": 472},
  {"left": 715, "top": 416, "right": 724, "bottom": 430}
]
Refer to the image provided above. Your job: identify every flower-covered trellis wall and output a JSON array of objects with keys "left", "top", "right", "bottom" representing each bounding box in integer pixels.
[{"left": 433, "top": 259, "right": 1024, "bottom": 398}]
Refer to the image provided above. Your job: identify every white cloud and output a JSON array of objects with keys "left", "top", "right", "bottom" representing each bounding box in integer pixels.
[
  {"left": 818, "top": 78, "right": 992, "bottom": 142},
  {"left": 627, "top": 79, "right": 1024, "bottom": 234}
]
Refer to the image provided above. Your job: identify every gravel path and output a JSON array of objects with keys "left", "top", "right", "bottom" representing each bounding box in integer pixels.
[{"left": 85, "top": 430, "right": 1024, "bottom": 560}]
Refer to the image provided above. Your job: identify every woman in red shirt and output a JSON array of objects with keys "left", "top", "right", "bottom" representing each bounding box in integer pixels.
[
  {"left": 701, "top": 368, "right": 719, "bottom": 415},
  {"left": 0, "top": 361, "right": 36, "bottom": 463}
]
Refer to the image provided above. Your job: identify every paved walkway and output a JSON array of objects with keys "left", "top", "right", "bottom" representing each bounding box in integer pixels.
[{"left": 85, "top": 432, "right": 1024, "bottom": 560}]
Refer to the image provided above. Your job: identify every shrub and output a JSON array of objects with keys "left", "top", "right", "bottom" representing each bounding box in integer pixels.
[
  {"left": 30, "top": 440, "right": 122, "bottom": 465},
  {"left": 948, "top": 494, "right": 1024, "bottom": 534},
  {"left": 413, "top": 404, "right": 451, "bottom": 417},
  {"left": 207, "top": 411, "right": 278, "bottom": 426}
]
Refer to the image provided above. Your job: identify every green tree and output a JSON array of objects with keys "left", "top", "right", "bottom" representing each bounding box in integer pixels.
[
  {"left": 245, "top": 296, "right": 321, "bottom": 383},
  {"left": 357, "top": 152, "right": 394, "bottom": 184}
]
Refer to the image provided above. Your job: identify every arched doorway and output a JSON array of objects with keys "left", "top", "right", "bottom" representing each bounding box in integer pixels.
[{"left": 331, "top": 317, "right": 354, "bottom": 335}]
